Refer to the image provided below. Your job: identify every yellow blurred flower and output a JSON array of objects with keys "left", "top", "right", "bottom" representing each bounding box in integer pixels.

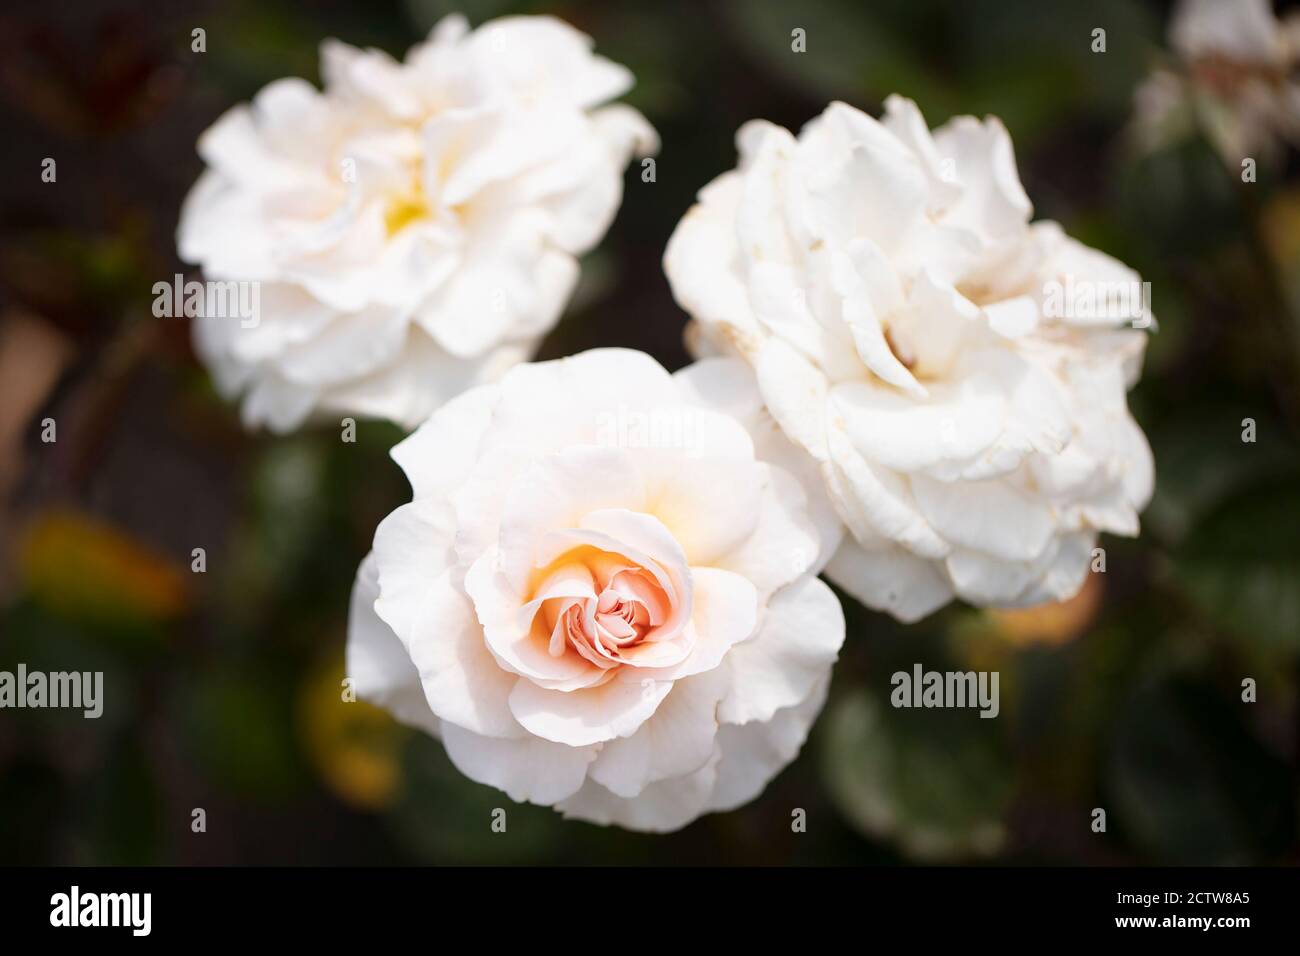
[
  {"left": 1262, "top": 190, "right": 1300, "bottom": 262},
  {"left": 19, "top": 509, "right": 188, "bottom": 625},
  {"left": 298, "top": 655, "right": 405, "bottom": 811}
]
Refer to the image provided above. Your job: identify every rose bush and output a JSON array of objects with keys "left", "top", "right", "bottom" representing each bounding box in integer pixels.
[
  {"left": 179, "top": 15, "right": 655, "bottom": 431},
  {"left": 665, "top": 96, "right": 1153, "bottom": 622},
  {"left": 346, "top": 348, "right": 844, "bottom": 831}
]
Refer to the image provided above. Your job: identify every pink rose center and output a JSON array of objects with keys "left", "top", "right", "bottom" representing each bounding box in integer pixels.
[{"left": 531, "top": 547, "right": 674, "bottom": 671}]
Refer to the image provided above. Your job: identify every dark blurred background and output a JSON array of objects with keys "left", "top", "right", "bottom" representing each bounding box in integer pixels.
[{"left": 1, "top": 0, "right": 1298, "bottom": 865}]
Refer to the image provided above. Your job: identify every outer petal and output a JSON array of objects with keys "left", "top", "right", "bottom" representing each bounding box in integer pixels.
[
  {"left": 346, "top": 553, "right": 441, "bottom": 737},
  {"left": 386, "top": 567, "right": 521, "bottom": 739},
  {"left": 238, "top": 369, "right": 321, "bottom": 433},
  {"left": 802, "top": 102, "right": 929, "bottom": 255},
  {"left": 825, "top": 537, "right": 954, "bottom": 623},
  {"left": 372, "top": 500, "right": 520, "bottom": 738},
  {"left": 909, "top": 471, "right": 1055, "bottom": 563},
  {"left": 831, "top": 377, "right": 1004, "bottom": 476},
  {"left": 587, "top": 668, "right": 727, "bottom": 798},
  {"left": 754, "top": 337, "right": 831, "bottom": 460},
  {"left": 481, "top": 347, "right": 682, "bottom": 460},
  {"left": 930, "top": 113, "right": 1032, "bottom": 241},
  {"left": 318, "top": 330, "right": 522, "bottom": 432},
  {"left": 274, "top": 304, "right": 409, "bottom": 387},
  {"left": 709, "top": 674, "right": 830, "bottom": 813},
  {"left": 824, "top": 427, "right": 949, "bottom": 560},
  {"left": 1119, "top": 413, "right": 1155, "bottom": 512},
  {"left": 946, "top": 533, "right": 1095, "bottom": 607},
  {"left": 390, "top": 381, "right": 499, "bottom": 498},
  {"left": 465, "top": 15, "right": 636, "bottom": 109},
  {"left": 717, "top": 576, "right": 844, "bottom": 725},
  {"left": 711, "top": 466, "right": 822, "bottom": 599},
  {"left": 663, "top": 173, "right": 761, "bottom": 342},
  {"left": 673, "top": 357, "right": 842, "bottom": 571},
  {"left": 441, "top": 722, "right": 596, "bottom": 805},
  {"left": 557, "top": 751, "right": 720, "bottom": 833}
]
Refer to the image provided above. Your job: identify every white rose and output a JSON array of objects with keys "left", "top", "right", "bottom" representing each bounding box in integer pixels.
[
  {"left": 665, "top": 97, "right": 1154, "bottom": 622},
  {"left": 1134, "top": 0, "right": 1300, "bottom": 165},
  {"left": 1170, "top": 0, "right": 1291, "bottom": 65},
  {"left": 179, "top": 15, "right": 656, "bottom": 432},
  {"left": 346, "top": 348, "right": 845, "bottom": 831}
]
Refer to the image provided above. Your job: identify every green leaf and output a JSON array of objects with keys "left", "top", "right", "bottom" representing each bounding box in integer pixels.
[
  {"left": 178, "top": 668, "right": 303, "bottom": 799},
  {"left": 1146, "top": 408, "right": 1300, "bottom": 544},
  {"left": 1105, "top": 676, "right": 1295, "bottom": 864},
  {"left": 722, "top": 0, "right": 956, "bottom": 115},
  {"left": 1172, "top": 474, "right": 1300, "bottom": 650},
  {"left": 820, "top": 688, "right": 1012, "bottom": 860},
  {"left": 79, "top": 737, "right": 164, "bottom": 865}
]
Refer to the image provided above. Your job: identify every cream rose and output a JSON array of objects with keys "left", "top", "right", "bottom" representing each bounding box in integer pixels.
[
  {"left": 179, "top": 15, "right": 655, "bottom": 432},
  {"left": 1134, "top": 0, "right": 1300, "bottom": 166},
  {"left": 665, "top": 97, "right": 1153, "bottom": 622},
  {"left": 346, "top": 348, "right": 845, "bottom": 831}
]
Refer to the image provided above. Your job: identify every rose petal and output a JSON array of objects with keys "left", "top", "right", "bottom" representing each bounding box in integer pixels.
[
  {"left": 824, "top": 537, "right": 954, "bottom": 623},
  {"left": 588, "top": 668, "right": 726, "bottom": 798},
  {"left": 709, "top": 674, "right": 829, "bottom": 813},
  {"left": 442, "top": 721, "right": 596, "bottom": 805},
  {"left": 717, "top": 576, "right": 843, "bottom": 724},
  {"left": 507, "top": 669, "right": 672, "bottom": 746},
  {"left": 556, "top": 750, "right": 720, "bottom": 833},
  {"left": 345, "top": 553, "right": 441, "bottom": 737}
]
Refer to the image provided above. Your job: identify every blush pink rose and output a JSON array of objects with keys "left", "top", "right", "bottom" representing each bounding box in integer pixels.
[{"left": 347, "top": 348, "right": 844, "bottom": 831}]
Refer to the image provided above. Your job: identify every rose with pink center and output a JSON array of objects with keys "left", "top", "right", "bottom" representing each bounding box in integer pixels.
[{"left": 347, "top": 348, "right": 845, "bottom": 831}]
